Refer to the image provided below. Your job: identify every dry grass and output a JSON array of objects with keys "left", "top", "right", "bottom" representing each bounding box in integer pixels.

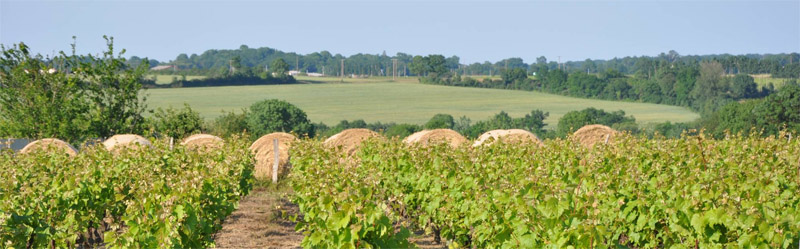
[
  {"left": 102, "top": 134, "right": 151, "bottom": 152},
  {"left": 212, "top": 186, "right": 302, "bottom": 248},
  {"left": 571, "top": 124, "right": 619, "bottom": 147},
  {"left": 19, "top": 138, "right": 78, "bottom": 156},
  {"left": 473, "top": 129, "right": 543, "bottom": 147},
  {"left": 250, "top": 132, "right": 298, "bottom": 180},
  {"left": 403, "top": 129, "right": 467, "bottom": 148},
  {"left": 323, "top": 128, "right": 383, "bottom": 155},
  {"left": 180, "top": 134, "right": 224, "bottom": 151}
]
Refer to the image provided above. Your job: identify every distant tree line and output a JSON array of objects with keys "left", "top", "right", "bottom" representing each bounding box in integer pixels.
[{"left": 141, "top": 45, "right": 800, "bottom": 79}]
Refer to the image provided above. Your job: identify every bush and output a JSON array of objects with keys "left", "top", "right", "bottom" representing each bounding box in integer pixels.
[
  {"left": 209, "top": 109, "right": 249, "bottom": 138},
  {"left": 425, "top": 114, "right": 455, "bottom": 129},
  {"left": 149, "top": 103, "right": 203, "bottom": 139},
  {"left": 246, "top": 99, "right": 314, "bottom": 138}
]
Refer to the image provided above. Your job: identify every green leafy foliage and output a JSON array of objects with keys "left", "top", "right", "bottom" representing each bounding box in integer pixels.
[
  {"left": 149, "top": 103, "right": 203, "bottom": 139},
  {"left": 290, "top": 133, "right": 800, "bottom": 248},
  {"left": 0, "top": 37, "right": 149, "bottom": 143},
  {"left": 0, "top": 137, "right": 254, "bottom": 248},
  {"left": 246, "top": 99, "right": 314, "bottom": 138},
  {"left": 424, "top": 114, "right": 455, "bottom": 129}
]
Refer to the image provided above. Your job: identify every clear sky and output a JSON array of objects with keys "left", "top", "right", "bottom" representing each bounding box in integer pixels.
[{"left": 1, "top": 0, "right": 798, "bottom": 64}]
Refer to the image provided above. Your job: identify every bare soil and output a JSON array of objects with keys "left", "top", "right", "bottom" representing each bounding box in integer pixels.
[
  {"left": 213, "top": 186, "right": 303, "bottom": 248},
  {"left": 213, "top": 184, "right": 446, "bottom": 248}
]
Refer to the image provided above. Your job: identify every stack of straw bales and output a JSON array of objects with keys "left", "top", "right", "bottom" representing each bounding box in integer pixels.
[
  {"left": 571, "top": 124, "right": 619, "bottom": 147},
  {"left": 403, "top": 129, "right": 467, "bottom": 148},
  {"left": 323, "top": 128, "right": 383, "bottom": 155},
  {"left": 103, "top": 134, "right": 152, "bottom": 152},
  {"left": 250, "top": 132, "right": 297, "bottom": 180},
  {"left": 181, "top": 134, "right": 224, "bottom": 150},
  {"left": 472, "top": 129, "right": 543, "bottom": 147},
  {"left": 19, "top": 138, "right": 78, "bottom": 156}
]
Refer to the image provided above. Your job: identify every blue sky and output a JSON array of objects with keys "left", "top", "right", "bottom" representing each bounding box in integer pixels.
[{"left": 1, "top": 0, "right": 798, "bottom": 64}]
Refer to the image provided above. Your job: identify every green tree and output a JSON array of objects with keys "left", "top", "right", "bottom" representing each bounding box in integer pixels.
[
  {"left": 409, "top": 55, "right": 428, "bottom": 76},
  {"left": 501, "top": 68, "right": 528, "bottom": 84},
  {"left": 0, "top": 36, "right": 149, "bottom": 142},
  {"left": 270, "top": 58, "right": 290, "bottom": 77},
  {"left": 246, "top": 99, "right": 314, "bottom": 138},
  {"left": 557, "top": 108, "right": 636, "bottom": 136},
  {"left": 150, "top": 103, "right": 203, "bottom": 139},
  {"left": 753, "top": 83, "right": 800, "bottom": 134},
  {"left": 384, "top": 124, "right": 422, "bottom": 138},
  {"left": 425, "top": 114, "right": 455, "bottom": 129},
  {"left": 0, "top": 42, "right": 90, "bottom": 142},
  {"left": 209, "top": 109, "right": 248, "bottom": 138},
  {"left": 729, "top": 74, "right": 758, "bottom": 99},
  {"left": 691, "top": 61, "right": 730, "bottom": 112}
]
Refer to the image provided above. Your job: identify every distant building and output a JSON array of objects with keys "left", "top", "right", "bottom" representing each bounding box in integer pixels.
[
  {"left": 288, "top": 70, "right": 300, "bottom": 76},
  {"left": 150, "top": 65, "right": 176, "bottom": 71},
  {"left": 306, "top": 73, "right": 324, "bottom": 77}
]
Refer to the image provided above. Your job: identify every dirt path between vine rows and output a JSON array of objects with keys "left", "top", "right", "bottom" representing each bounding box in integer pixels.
[
  {"left": 213, "top": 186, "right": 303, "bottom": 248},
  {"left": 213, "top": 185, "right": 445, "bottom": 248}
]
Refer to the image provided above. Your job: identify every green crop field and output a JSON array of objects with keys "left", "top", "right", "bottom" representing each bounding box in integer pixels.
[{"left": 145, "top": 76, "right": 699, "bottom": 128}]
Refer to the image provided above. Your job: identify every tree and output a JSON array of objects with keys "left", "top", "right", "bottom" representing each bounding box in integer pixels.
[
  {"left": 691, "top": 61, "right": 730, "bottom": 111},
  {"left": 557, "top": 108, "right": 636, "bottom": 136},
  {"left": 501, "top": 68, "right": 528, "bottom": 84},
  {"left": 150, "top": 103, "right": 203, "bottom": 139},
  {"left": 0, "top": 42, "right": 91, "bottom": 142},
  {"left": 209, "top": 109, "right": 248, "bottom": 138},
  {"left": 246, "top": 99, "right": 314, "bottom": 138},
  {"left": 753, "top": 83, "right": 800, "bottom": 134},
  {"left": 0, "top": 36, "right": 149, "bottom": 143},
  {"left": 729, "top": 74, "right": 758, "bottom": 99},
  {"left": 425, "top": 114, "right": 455, "bottom": 129},
  {"left": 270, "top": 58, "right": 290, "bottom": 77},
  {"left": 384, "top": 124, "right": 422, "bottom": 138},
  {"left": 409, "top": 55, "right": 428, "bottom": 76}
]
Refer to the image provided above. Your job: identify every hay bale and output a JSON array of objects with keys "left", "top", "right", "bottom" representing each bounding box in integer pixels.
[
  {"left": 571, "top": 124, "right": 619, "bottom": 147},
  {"left": 103, "top": 134, "right": 151, "bottom": 152},
  {"left": 324, "top": 128, "right": 382, "bottom": 155},
  {"left": 473, "top": 129, "right": 543, "bottom": 147},
  {"left": 403, "top": 129, "right": 467, "bottom": 148},
  {"left": 19, "top": 138, "right": 78, "bottom": 156},
  {"left": 181, "top": 134, "right": 224, "bottom": 150},
  {"left": 250, "top": 132, "right": 298, "bottom": 180}
]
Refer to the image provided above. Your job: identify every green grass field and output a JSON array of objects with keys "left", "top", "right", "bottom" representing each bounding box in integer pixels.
[
  {"left": 145, "top": 76, "right": 699, "bottom": 128},
  {"left": 751, "top": 75, "right": 793, "bottom": 89}
]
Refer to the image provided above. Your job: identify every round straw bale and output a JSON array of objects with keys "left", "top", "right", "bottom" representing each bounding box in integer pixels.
[
  {"left": 181, "top": 134, "right": 224, "bottom": 150},
  {"left": 103, "top": 134, "right": 151, "bottom": 152},
  {"left": 403, "top": 129, "right": 467, "bottom": 148},
  {"left": 323, "top": 128, "right": 382, "bottom": 155},
  {"left": 473, "top": 129, "right": 543, "bottom": 147},
  {"left": 19, "top": 138, "right": 78, "bottom": 156},
  {"left": 571, "top": 124, "right": 619, "bottom": 147},
  {"left": 250, "top": 132, "right": 298, "bottom": 180}
]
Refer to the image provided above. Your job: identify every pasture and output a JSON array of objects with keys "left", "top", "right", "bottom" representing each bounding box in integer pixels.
[{"left": 145, "top": 76, "right": 699, "bottom": 128}]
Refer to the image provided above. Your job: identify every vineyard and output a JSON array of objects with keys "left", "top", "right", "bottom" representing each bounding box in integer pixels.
[
  {"left": 290, "top": 133, "right": 800, "bottom": 248},
  {"left": 0, "top": 138, "right": 253, "bottom": 248},
  {"left": 2, "top": 132, "right": 799, "bottom": 248}
]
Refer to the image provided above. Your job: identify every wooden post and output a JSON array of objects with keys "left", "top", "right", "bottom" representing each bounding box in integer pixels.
[
  {"left": 604, "top": 134, "right": 610, "bottom": 144},
  {"left": 273, "top": 138, "right": 279, "bottom": 184},
  {"left": 169, "top": 137, "right": 174, "bottom": 150}
]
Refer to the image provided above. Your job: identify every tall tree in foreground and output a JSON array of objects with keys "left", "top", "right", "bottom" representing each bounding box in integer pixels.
[{"left": 0, "top": 36, "right": 149, "bottom": 142}]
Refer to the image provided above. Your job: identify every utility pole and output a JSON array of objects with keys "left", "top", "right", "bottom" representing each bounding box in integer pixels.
[
  {"left": 558, "top": 56, "right": 561, "bottom": 70},
  {"left": 322, "top": 65, "right": 325, "bottom": 76},
  {"left": 340, "top": 59, "right": 344, "bottom": 80},
  {"left": 295, "top": 55, "right": 299, "bottom": 71},
  {"left": 392, "top": 59, "right": 397, "bottom": 80}
]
